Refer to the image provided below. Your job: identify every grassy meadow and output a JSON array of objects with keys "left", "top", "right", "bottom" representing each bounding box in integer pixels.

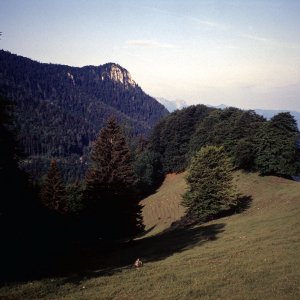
[{"left": 1, "top": 171, "right": 299, "bottom": 299}]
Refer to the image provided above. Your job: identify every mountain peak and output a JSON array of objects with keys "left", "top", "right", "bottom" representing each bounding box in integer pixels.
[{"left": 101, "top": 63, "right": 136, "bottom": 88}]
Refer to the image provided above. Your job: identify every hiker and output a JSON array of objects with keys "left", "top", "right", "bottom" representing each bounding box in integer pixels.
[{"left": 134, "top": 258, "right": 143, "bottom": 268}]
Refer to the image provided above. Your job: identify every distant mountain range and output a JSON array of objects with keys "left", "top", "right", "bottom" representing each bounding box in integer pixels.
[
  {"left": 156, "top": 97, "right": 188, "bottom": 112},
  {"left": 0, "top": 50, "right": 168, "bottom": 180}
]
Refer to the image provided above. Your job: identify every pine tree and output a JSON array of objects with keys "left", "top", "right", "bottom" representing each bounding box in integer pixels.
[
  {"left": 182, "top": 146, "right": 237, "bottom": 221},
  {"left": 0, "top": 94, "right": 34, "bottom": 223},
  {"left": 40, "top": 160, "right": 68, "bottom": 214},
  {"left": 85, "top": 117, "right": 143, "bottom": 239},
  {"left": 1, "top": 94, "right": 40, "bottom": 277}
]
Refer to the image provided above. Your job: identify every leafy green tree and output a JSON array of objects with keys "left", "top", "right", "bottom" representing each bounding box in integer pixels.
[
  {"left": 133, "top": 149, "right": 163, "bottom": 194},
  {"left": 270, "top": 112, "right": 298, "bottom": 132},
  {"left": 149, "top": 105, "right": 213, "bottom": 173},
  {"left": 233, "top": 138, "right": 256, "bottom": 170},
  {"left": 40, "top": 160, "right": 68, "bottom": 214},
  {"left": 189, "top": 108, "right": 265, "bottom": 163},
  {"left": 84, "top": 117, "right": 143, "bottom": 239},
  {"left": 254, "top": 112, "right": 299, "bottom": 176},
  {"left": 182, "top": 146, "right": 237, "bottom": 221}
]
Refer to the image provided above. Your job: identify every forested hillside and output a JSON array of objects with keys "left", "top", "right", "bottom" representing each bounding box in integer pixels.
[
  {"left": 0, "top": 50, "right": 168, "bottom": 181},
  {"left": 136, "top": 105, "right": 300, "bottom": 188}
]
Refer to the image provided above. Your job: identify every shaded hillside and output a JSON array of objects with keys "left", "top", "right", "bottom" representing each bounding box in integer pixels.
[{"left": 0, "top": 50, "right": 168, "bottom": 181}]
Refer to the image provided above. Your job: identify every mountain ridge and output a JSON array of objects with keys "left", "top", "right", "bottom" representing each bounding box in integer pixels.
[{"left": 0, "top": 50, "right": 168, "bottom": 181}]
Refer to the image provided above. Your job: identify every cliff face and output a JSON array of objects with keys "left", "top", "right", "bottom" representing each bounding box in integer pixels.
[{"left": 101, "top": 63, "right": 137, "bottom": 88}]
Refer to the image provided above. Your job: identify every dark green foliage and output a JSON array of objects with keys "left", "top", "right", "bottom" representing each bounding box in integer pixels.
[
  {"left": 233, "top": 138, "right": 255, "bottom": 170},
  {"left": 0, "top": 94, "right": 44, "bottom": 280},
  {"left": 254, "top": 113, "right": 299, "bottom": 176},
  {"left": 270, "top": 112, "right": 298, "bottom": 132},
  {"left": 133, "top": 150, "right": 163, "bottom": 194},
  {"left": 40, "top": 160, "right": 68, "bottom": 214},
  {"left": 148, "top": 105, "right": 213, "bottom": 173},
  {"left": 66, "top": 182, "right": 84, "bottom": 214},
  {"left": 84, "top": 117, "right": 143, "bottom": 239},
  {"left": 147, "top": 105, "right": 266, "bottom": 177},
  {"left": 0, "top": 50, "right": 168, "bottom": 182},
  {"left": 139, "top": 105, "right": 299, "bottom": 183},
  {"left": 182, "top": 146, "right": 237, "bottom": 221},
  {"left": 21, "top": 154, "right": 88, "bottom": 183},
  {"left": 189, "top": 108, "right": 265, "bottom": 161},
  {"left": 0, "top": 94, "right": 35, "bottom": 221}
]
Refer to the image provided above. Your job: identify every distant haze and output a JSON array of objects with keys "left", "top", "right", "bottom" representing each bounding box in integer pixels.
[
  {"left": 1, "top": 0, "right": 300, "bottom": 112},
  {"left": 156, "top": 98, "right": 188, "bottom": 112}
]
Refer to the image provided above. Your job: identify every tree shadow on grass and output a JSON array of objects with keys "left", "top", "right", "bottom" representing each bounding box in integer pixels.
[
  {"left": 113, "top": 222, "right": 225, "bottom": 266},
  {"left": 214, "top": 195, "right": 253, "bottom": 219},
  {"left": 1, "top": 196, "right": 252, "bottom": 285},
  {"left": 0, "top": 222, "right": 225, "bottom": 285},
  {"left": 60, "top": 222, "right": 225, "bottom": 285},
  {"left": 166, "top": 195, "right": 253, "bottom": 231}
]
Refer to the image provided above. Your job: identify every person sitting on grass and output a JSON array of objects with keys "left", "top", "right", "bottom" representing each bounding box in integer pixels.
[{"left": 134, "top": 258, "right": 143, "bottom": 268}]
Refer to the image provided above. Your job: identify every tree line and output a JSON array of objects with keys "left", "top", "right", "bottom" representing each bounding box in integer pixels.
[{"left": 136, "top": 105, "right": 300, "bottom": 190}]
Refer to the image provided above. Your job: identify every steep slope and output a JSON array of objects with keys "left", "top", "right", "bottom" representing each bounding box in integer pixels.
[
  {"left": 140, "top": 172, "right": 186, "bottom": 235},
  {"left": 0, "top": 50, "right": 168, "bottom": 180},
  {"left": 1, "top": 172, "right": 299, "bottom": 299}
]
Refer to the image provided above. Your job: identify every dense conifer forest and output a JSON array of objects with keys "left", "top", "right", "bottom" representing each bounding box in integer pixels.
[{"left": 0, "top": 50, "right": 168, "bottom": 181}]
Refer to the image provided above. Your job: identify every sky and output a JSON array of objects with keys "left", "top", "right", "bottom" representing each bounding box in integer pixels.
[{"left": 1, "top": 0, "right": 300, "bottom": 112}]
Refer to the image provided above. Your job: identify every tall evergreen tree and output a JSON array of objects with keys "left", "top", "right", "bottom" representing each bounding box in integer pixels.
[
  {"left": 0, "top": 94, "right": 40, "bottom": 279},
  {"left": 0, "top": 94, "right": 33, "bottom": 224},
  {"left": 40, "top": 160, "right": 68, "bottom": 214},
  {"left": 85, "top": 117, "right": 143, "bottom": 239},
  {"left": 182, "top": 146, "right": 237, "bottom": 221}
]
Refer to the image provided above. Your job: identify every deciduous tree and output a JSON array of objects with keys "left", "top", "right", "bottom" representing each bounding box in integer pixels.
[{"left": 254, "top": 112, "right": 299, "bottom": 176}]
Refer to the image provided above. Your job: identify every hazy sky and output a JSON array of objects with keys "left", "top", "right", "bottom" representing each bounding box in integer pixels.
[{"left": 1, "top": 0, "right": 300, "bottom": 111}]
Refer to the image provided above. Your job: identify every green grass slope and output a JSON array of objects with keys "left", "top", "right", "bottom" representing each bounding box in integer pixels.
[
  {"left": 1, "top": 172, "right": 299, "bottom": 299},
  {"left": 140, "top": 173, "right": 186, "bottom": 235}
]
